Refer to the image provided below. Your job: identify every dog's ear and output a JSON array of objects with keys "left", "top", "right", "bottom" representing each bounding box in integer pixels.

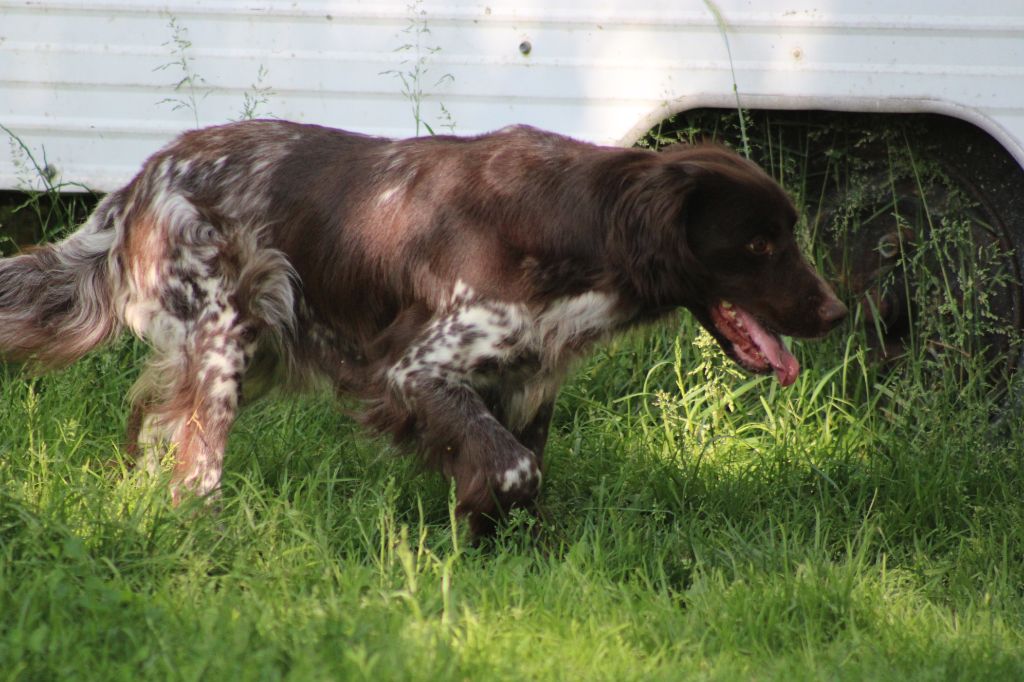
[{"left": 609, "top": 157, "right": 709, "bottom": 306}]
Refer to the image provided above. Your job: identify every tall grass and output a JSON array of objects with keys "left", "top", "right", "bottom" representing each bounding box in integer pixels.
[{"left": 3, "top": 115, "right": 1024, "bottom": 679}]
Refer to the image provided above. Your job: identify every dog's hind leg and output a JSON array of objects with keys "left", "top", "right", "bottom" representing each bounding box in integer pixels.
[
  {"left": 133, "top": 302, "right": 257, "bottom": 503},
  {"left": 170, "top": 316, "right": 255, "bottom": 503},
  {"left": 118, "top": 221, "right": 295, "bottom": 502},
  {"left": 124, "top": 382, "right": 162, "bottom": 475},
  {"left": 508, "top": 399, "right": 555, "bottom": 470},
  {"left": 125, "top": 349, "right": 191, "bottom": 477}
]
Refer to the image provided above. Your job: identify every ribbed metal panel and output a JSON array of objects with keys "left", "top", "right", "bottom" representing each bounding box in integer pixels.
[{"left": 2, "top": 0, "right": 1023, "bottom": 191}]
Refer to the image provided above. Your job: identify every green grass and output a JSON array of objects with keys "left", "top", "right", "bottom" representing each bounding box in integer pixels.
[
  {"left": 4, "top": 325, "right": 1024, "bottom": 679},
  {"left": 4, "top": 114, "right": 1024, "bottom": 679}
]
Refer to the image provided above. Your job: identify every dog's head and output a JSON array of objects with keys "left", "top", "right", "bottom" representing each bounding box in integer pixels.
[{"left": 618, "top": 144, "right": 847, "bottom": 385}]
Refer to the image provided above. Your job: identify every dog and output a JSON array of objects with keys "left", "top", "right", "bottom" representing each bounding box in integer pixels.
[{"left": 0, "top": 120, "right": 847, "bottom": 535}]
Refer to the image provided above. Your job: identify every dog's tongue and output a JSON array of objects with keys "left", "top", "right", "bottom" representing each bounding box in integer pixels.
[{"left": 734, "top": 306, "right": 801, "bottom": 386}]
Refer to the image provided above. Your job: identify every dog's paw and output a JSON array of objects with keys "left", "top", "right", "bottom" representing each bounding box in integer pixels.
[{"left": 452, "top": 435, "right": 541, "bottom": 537}]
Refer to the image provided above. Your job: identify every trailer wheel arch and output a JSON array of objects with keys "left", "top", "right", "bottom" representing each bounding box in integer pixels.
[{"left": 628, "top": 104, "right": 1024, "bottom": 381}]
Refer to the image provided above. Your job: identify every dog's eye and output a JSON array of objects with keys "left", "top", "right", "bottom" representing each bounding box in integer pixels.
[{"left": 746, "top": 236, "right": 773, "bottom": 256}]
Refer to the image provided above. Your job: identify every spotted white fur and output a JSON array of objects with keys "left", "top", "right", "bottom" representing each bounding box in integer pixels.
[
  {"left": 387, "top": 281, "right": 622, "bottom": 495},
  {"left": 390, "top": 281, "right": 620, "bottom": 396},
  {"left": 499, "top": 455, "right": 541, "bottom": 493}
]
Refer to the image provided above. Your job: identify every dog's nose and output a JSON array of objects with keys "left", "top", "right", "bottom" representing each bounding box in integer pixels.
[{"left": 818, "top": 296, "right": 848, "bottom": 331}]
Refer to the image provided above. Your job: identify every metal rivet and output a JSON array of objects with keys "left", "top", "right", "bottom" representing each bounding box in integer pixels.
[{"left": 519, "top": 40, "right": 532, "bottom": 56}]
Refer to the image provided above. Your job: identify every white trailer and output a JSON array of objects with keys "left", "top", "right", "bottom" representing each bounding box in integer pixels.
[
  {"left": 3, "top": 0, "right": 1024, "bottom": 368},
  {"left": 2, "top": 1, "right": 1022, "bottom": 189}
]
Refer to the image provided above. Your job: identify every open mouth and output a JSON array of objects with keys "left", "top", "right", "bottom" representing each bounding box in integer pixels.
[{"left": 708, "top": 301, "right": 800, "bottom": 386}]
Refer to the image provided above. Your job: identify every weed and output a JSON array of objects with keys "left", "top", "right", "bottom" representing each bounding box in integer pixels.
[
  {"left": 155, "top": 16, "right": 276, "bottom": 125},
  {"left": 701, "top": 0, "right": 751, "bottom": 157},
  {"left": 154, "top": 15, "right": 209, "bottom": 128},
  {"left": 382, "top": 0, "right": 457, "bottom": 136},
  {"left": 0, "top": 125, "right": 96, "bottom": 250},
  {"left": 235, "top": 64, "right": 276, "bottom": 121}
]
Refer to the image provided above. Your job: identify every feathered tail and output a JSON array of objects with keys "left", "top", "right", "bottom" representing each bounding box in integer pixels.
[{"left": 0, "top": 197, "right": 122, "bottom": 368}]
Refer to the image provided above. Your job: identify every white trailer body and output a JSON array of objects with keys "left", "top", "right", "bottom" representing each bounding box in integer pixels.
[{"left": 1, "top": 0, "right": 1023, "bottom": 191}]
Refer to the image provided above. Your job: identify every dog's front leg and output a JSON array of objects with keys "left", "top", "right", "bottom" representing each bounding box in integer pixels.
[
  {"left": 381, "top": 298, "right": 542, "bottom": 535},
  {"left": 392, "top": 375, "right": 541, "bottom": 536}
]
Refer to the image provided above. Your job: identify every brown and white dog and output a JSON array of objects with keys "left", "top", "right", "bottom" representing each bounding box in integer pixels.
[{"left": 0, "top": 120, "right": 846, "bottom": 534}]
